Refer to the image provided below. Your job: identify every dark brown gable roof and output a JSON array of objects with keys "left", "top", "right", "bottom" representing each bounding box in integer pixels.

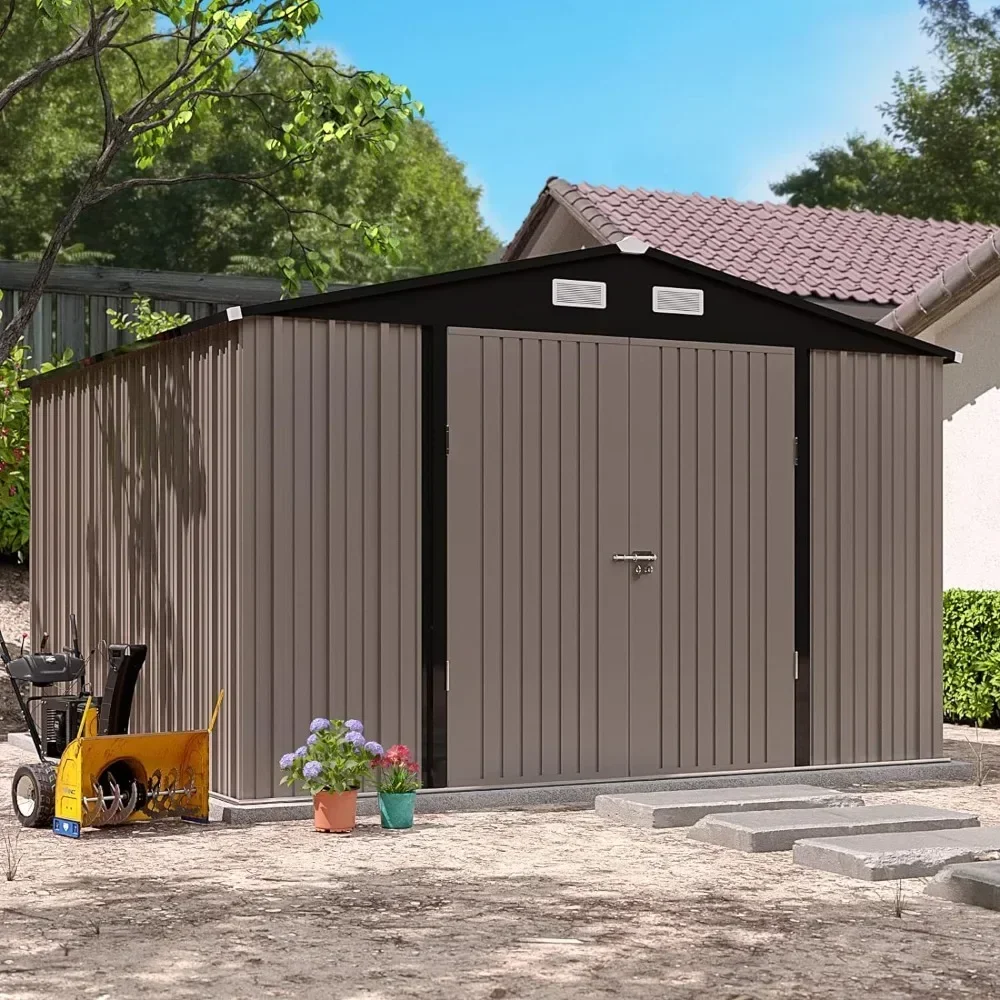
[{"left": 505, "top": 177, "right": 994, "bottom": 306}]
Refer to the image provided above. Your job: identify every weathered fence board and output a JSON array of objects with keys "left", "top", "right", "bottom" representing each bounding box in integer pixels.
[{"left": 0, "top": 261, "right": 346, "bottom": 365}]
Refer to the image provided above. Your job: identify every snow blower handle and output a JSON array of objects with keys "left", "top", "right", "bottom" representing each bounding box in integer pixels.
[
  {"left": 0, "top": 628, "right": 11, "bottom": 666},
  {"left": 63, "top": 613, "right": 81, "bottom": 658}
]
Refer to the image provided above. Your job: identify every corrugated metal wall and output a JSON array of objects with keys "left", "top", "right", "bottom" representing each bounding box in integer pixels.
[
  {"left": 447, "top": 328, "right": 795, "bottom": 786},
  {"left": 30, "top": 323, "right": 245, "bottom": 796},
  {"left": 810, "top": 350, "right": 943, "bottom": 764},
  {"left": 239, "top": 318, "right": 421, "bottom": 799}
]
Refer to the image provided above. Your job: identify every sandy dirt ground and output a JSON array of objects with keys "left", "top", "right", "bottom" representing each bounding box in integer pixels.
[{"left": 1, "top": 742, "right": 1000, "bottom": 999}]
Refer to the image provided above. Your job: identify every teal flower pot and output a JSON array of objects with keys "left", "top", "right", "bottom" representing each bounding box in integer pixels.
[{"left": 379, "top": 791, "right": 415, "bottom": 829}]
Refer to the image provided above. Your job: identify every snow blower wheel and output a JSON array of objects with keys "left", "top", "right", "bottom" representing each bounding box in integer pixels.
[{"left": 11, "top": 762, "right": 56, "bottom": 828}]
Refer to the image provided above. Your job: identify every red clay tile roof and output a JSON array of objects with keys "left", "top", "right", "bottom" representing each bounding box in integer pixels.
[{"left": 506, "top": 178, "right": 996, "bottom": 306}]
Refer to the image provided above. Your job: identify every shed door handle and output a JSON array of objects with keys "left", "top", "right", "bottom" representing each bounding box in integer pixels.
[{"left": 612, "top": 552, "right": 657, "bottom": 562}]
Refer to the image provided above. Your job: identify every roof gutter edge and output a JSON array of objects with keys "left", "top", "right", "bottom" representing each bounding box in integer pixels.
[{"left": 878, "top": 230, "right": 1000, "bottom": 338}]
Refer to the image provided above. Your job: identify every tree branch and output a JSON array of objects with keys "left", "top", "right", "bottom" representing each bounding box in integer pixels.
[
  {"left": 88, "top": 161, "right": 304, "bottom": 203},
  {"left": 0, "top": 0, "right": 15, "bottom": 48},
  {"left": 106, "top": 43, "right": 148, "bottom": 92},
  {"left": 90, "top": 1, "right": 117, "bottom": 150}
]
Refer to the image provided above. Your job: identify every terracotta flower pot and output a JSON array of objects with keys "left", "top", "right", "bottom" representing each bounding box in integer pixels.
[
  {"left": 312, "top": 789, "right": 358, "bottom": 833},
  {"left": 379, "top": 791, "right": 416, "bottom": 829}
]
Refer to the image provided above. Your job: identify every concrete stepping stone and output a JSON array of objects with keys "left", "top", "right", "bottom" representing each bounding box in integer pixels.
[
  {"left": 594, "top": 784, "right": 864, "bottom": 829},
  {"left": 793, "top": 827, "right": 1000, "bottom": 881},
  {"left": 925, "top": 861, "right": 1000, "bottom": 911},
  {"left": 688, "top": 804, "right": 979, "bottom": 853}
]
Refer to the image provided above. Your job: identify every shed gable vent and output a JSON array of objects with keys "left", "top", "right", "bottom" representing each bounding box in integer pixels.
[
  {"left": 652, "top": 285, "right": 704, "bottom": 316},
  {"left": 552, "top": 278, "right": 606, "bottom": 310}
]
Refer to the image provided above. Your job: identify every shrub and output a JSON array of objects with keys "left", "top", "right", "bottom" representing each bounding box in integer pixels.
[
  {"left": 0, "top": 340, "right": 72, "bottom": 560},
  {"left": 106, "top": 296, "right": 190, "bottom": 342},
  {"left": 942, "top": 589, "right": 1000, "bottom": 727}
]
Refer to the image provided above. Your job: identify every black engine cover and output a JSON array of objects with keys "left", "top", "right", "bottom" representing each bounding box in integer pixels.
[{"left": 6, "top": 653, "right": 85, "bottom": 687}]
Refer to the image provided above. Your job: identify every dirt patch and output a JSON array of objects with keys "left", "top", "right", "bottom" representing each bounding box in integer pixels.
[
  {"left": 0, "top": 561, "right": 29, "bottom": 738},
  {"left": 1, "top": 742, "right": 999, "bottom": 999}
]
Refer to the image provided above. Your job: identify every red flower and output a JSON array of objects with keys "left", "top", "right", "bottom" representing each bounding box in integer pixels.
[
  {"left": 406, "top": 761, "right": 420, "bottom": 774},
  {"left": 11, "top": 448, "right": 21, "bottom": 463},
  {"left": 8, "top": 485, "right": 16, "bottom": 496},
  {"left": 385, "top": 744, "right": 411, "bottom": 765}
]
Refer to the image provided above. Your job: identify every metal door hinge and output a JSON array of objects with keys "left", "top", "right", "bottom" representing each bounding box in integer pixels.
[
  {"left": 793, "top": 436, "right": 798, "bottom": 466},
  {"left": 794, "top": 650, "right": 799, "bottom": 681},
  {"left": 445, "top": 424, "right": 450, "bottom": 455},
  {"left": 445, "top": 660, "right": 450, "bottom": 692}
]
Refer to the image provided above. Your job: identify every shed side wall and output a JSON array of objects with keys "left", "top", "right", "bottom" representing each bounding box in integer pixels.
[
  {"left": 810, "top": 351, "right": 943, "bottom": 764},
  {"left": 240, "top": 318, "right": 421, "bottom": 799},
  {"left": 30, "top": 322, "right": 245, "bottom": 796}
]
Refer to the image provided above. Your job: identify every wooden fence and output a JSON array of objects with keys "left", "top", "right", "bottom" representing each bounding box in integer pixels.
[{"left": 0, "top": 260, "right": 341, "bottom": 365}]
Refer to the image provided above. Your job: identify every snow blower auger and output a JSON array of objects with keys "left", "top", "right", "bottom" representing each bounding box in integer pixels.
[{"left": 3, "top": 614, "right": 223, "bottom": 838}]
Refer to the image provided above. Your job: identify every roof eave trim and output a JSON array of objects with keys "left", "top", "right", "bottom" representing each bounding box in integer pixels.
[{"left": 879, "top": 230, "right": 1000, "bottom": 338}]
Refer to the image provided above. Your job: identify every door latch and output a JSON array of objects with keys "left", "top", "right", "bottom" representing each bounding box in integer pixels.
[{"left": 612, "top": 551, "right": 657, "bottom": 575}]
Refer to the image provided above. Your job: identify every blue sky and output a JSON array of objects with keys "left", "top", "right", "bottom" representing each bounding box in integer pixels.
[{"left": 315, "top": 1, "right": 949, "bottom": 242}]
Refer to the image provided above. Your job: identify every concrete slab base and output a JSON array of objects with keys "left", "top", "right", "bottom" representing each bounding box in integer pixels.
[
  {"left": 688, "top": 804, "right": 980, "bottom": 852},
  {"left": 793, "top": 827, "right": 1000, "bottom": 881},
  {"left": 925, "top": 861, "right": 1000, "bottom": 911},
  {"left": 1, "top": 731, "right": 975, "bottom": 825},
  {"left": 595, "top": 784, "right": 865, "bottom": 829}
]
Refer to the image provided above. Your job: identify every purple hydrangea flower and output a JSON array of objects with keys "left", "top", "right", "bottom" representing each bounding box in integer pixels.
[
  {"left": 302, "top": 760, "right": 323, "bottom": 779},
  {"left": 309, "top": 717, "right": 331, "bottom": 733},
  {"left": 294, "top": 745, "right": 308, "bottom": 758},
  {"left": 307, "top": 733, "right": 319, "bottom": 746},
  {"left": 345, "top": 719, "right": 364, "bottom": 732},
  {"left": 279, "top": 753, "right": 296, "bottom": 770},
  {"left": 364, "top": 741, "right": 384, "bottom": 756},
  {"left": 344, "top": 731, "right": 365, "bottom": 747}
]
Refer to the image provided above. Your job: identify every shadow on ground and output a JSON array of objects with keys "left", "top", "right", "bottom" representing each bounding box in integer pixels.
[{"left": 2, "top": 863, "right": 1000, "bottom": 1000}]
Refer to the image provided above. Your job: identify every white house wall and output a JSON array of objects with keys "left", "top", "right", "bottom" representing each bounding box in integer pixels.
[{"left": 919, "top": 278, "right": 1000, "bottom": 590}]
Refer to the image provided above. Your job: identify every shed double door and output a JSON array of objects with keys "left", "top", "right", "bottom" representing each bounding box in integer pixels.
[{"left": 446, "top": 328, "right": 795, "bottom": 787}]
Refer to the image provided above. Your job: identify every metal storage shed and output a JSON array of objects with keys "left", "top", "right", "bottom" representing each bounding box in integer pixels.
[{"left": 26, "top": 239, "right": 955, "bottom": 803}]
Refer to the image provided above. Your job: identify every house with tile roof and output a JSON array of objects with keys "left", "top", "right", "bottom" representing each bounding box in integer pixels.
[
  {"left": 505, "top": 177, "right": 994, "bottom": 323},
  {"left": 879, "top": 231, "right": 1000, "bottom": 590}
]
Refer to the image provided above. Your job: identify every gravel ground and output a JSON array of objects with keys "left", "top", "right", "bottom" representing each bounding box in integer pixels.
[
  {"left": 1, "top": 740, "right": 1000, "bottom": 1000},
  {"left": 0, "top": 562, "right": 29, "bottom": 737}
]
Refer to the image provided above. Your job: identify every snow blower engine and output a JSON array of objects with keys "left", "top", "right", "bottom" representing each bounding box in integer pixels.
[{"left": 3, "top": 614, "right": 222, "bottom": 838}]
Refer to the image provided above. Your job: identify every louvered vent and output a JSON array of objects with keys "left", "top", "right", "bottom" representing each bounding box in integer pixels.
[
  {"left": 552, "top": 278, "right": 607, "bottom": 309},
  {"left": 652, "top": 285, "right": 704, "bottom": 316}
]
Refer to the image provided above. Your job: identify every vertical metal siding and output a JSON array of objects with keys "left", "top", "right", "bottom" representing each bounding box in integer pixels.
[
  {"left": 447, "top": 328, "right": 795, "bottom": 786},
  {"left": 629, "top": 341, "right": 796, "bottom": 773},
  {"left": 30, "top": 323, "right": 245, "bottom": 797},
  {"left": 240, "top": 318, "right": 421, "bottom": 799},
  {"left": 810, "top": 351, "right": 943, "bottom": 764}
]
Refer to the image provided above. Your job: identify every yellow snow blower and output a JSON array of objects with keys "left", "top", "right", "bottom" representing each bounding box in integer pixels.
[{"left": 3, "top": 614, "right": 223, "bottom": 838}]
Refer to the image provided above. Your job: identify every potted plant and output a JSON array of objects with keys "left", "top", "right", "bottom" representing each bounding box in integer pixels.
[
  {"left": 373, "top": 744, "right": 421, "bottom": 829},
  {"left": 279, "top": 718, "right": 383, "bottom": 833}
]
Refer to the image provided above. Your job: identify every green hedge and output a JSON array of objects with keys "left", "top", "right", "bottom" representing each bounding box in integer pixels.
[{"left": 943, "top": 589, "right": 1000, "bottom": 727}]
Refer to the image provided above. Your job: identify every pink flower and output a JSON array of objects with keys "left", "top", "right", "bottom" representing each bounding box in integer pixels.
[
  {"left": 8, "top": 485, "right": 16, "bottom": 496},
  {"left": 385, "top": 744, "right": 411, "bottom": 765}
]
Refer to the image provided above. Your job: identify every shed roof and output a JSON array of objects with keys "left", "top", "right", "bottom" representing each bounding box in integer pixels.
[
  {"left": 23, "top": 240, "right": 956, "bottom": 388},
  {"left": 504, "top": 178, "right": 994, "bottom": 306}
]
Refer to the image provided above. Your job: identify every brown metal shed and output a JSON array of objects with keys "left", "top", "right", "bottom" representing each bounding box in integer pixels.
[{"left": 26, "top": 240, "right": 954, "bottom": 801}]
